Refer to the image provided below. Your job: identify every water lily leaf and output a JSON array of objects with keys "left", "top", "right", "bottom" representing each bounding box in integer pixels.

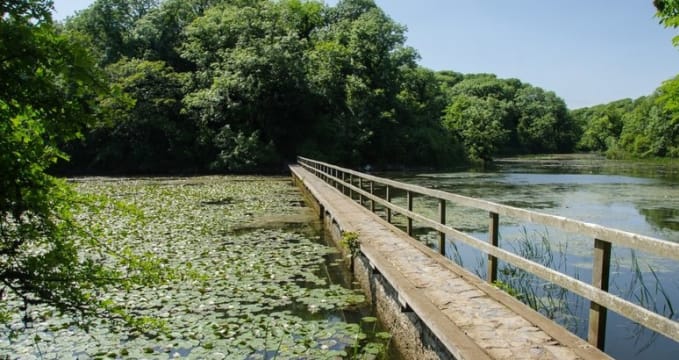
[
  {"left": 375, "top": 331, "right": 391, "bottom": 340},
  {"left": 361, "top": 316, "right": 377, "bottom": 323},
  {"left": 3, "top": 177, "right": 383, "bottom": 359}
]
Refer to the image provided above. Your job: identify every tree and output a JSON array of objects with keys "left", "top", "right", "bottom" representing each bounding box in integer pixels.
[
  {"left": 439, "top": 73, "right": 577, "bottom": 161},
  {"left": 593, "top": 1, "right": 679, "bottom": 159},
  {"left": 441, "top": 75, "right": 517, "bottom": 159},
  {"left": 393, "top": 66, "right": 461, "bottom": 166},
  {"left": 654, "top": 76, "right": 679, "bottom": 156},
  {"left": 615, "top": 96, "right": 668, "bottom": 157},
  {"left": 1, "top": 0, "right": 168, "bottom": 328},
  {"left": 443, "top": 94, "right": 510, "bottom": 163},
  {"left": 436, "top": 70, "right": 465, "bottom": 96},
  {"left": 180, "top": 0, "right": 322, "bottom": 171},
  {"left": 513, "top": 86, "right": 576, "bottom": 153},
  {"left": 616, "top": 77, "right": 679, "bottom": 158},
  {"left": 62, "top": 0, "right": 453, "bottom": 171},
  {"left": 304, "top": 0, "right": 423, "bottom": 167},
  {"left": 575, "top": 101, "right": 630, "bottom": 152},
  {"left": 80, "top": 58, "right": 198, "bottom": 173},
  {"left": 64, "top": 0, "right": 159, "bottom": 65},
  {"left": 130, "top": 0, "right": 206, "bottom": 70},
  {"left": 655, "top": 0, "right": 679, "bottom": 46}
]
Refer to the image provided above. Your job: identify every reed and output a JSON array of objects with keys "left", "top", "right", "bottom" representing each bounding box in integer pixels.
[{"left": 494, "top": 227, "right": 583, "bottom": 333}]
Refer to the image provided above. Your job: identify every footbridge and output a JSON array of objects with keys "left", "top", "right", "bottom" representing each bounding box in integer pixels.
[{"left": 290, "top": 157, "right": 679, "bottom": 360}]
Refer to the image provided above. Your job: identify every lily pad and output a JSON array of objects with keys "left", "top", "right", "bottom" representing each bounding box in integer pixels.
[{"left": 0, "top": 176, "right": 388, "bottom": 359}]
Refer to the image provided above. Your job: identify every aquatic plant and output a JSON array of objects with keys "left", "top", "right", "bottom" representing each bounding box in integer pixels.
[
  {"left": 347, "top": 316, "right": 392, "bottom": 360},
  {"left": 342, "top": 231, "right": 361, "bottom": 257},
  {"left": 0, "top": 177, "right": 387, "bottom": 359},
  {"left": 496, "top": 227, "right": 583, "bottom": 333},
  {"left": 614, "top": 249, "right": 677, "bottom": 353}
]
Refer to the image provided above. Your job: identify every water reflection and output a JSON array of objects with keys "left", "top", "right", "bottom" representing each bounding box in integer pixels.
[
  {"left": 399, "top": 160, "right": 679, "bottom": 242},
  {"left": 383, "top": 155, "right": 679, "bottom": 360},
  {"left": 640, "top": 207, "right": 679, "bottom": 232}
]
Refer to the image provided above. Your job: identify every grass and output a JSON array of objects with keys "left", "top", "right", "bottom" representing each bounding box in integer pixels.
[
  {"left": 493, "top": 227, "right": 678, "bottom": 352},
  {"left": 494, "top": 227, "right": 583, "bottom": 334},
  {"left": 615, "top": 249, "right": 677, "bottom": 353}
]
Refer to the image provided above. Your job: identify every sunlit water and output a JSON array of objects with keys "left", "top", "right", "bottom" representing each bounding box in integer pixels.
[{"left": 384, "top": 155, "right": 679, "bottom": 360}]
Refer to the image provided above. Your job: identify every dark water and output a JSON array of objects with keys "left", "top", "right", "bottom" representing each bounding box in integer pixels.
[{"left": 385, "top": 155, "right": 679, "bottom": 360}]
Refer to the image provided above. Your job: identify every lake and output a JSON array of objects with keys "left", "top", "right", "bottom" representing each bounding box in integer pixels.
[{"left": 386, "top": 154, "right": 679, "bottom": 360}]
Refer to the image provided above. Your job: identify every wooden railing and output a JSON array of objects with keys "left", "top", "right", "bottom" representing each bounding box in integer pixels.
[{"left": 297, "top": 156, "right": 679, "bottom": 351}]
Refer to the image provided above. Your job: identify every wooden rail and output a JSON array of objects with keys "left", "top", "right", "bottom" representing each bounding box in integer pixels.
[{"left": 297, "top": 156, "right": 679, "bottom": 351}]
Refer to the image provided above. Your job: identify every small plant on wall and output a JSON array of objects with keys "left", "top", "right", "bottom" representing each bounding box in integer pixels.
[
  {"left": 341, "top": 231, "right": 361, "bottom": 257},
  {"left": 341, "top": 231, "right": 361, "bottom": 270}
]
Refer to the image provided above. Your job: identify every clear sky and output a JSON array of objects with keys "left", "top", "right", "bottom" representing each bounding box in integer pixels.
[{"left": 52, "top": 0, "right": 679, "bottom": 109}]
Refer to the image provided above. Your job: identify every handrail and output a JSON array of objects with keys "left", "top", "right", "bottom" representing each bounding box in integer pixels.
[{"left": 297, "top": 156, "right": 679, "bottom": 350}]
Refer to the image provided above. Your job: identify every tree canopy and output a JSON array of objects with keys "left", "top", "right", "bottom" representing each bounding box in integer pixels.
[
  {"left": 441, "top": 74, "right": 576, "bottom": 162},
  {"left": 8, "top": 0, "right": 676, "bottom": 178},
  {"left": 1, "top": 0, "right": 169, "bottom": 329},
  {"left": 547, "top": 0, "right": 679, "bottom": 160},
  {"left": 53, "top": 0, "right": 590, "bottom": 172}
]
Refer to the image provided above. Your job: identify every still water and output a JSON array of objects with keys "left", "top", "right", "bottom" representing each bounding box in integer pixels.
[{"left": 386, "top": 155, "right": 679, "bottom": 360}]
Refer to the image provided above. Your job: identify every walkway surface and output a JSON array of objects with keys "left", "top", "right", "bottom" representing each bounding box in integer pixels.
[{"left": 290, "top": 165, "right": 610, "bottom": 360}]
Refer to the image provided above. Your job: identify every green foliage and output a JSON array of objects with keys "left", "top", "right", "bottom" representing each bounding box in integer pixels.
[
  {"left": 493, "top": 280, "right": 522, "bottom": 299},
  {"left": 573, "top": 80, "right": 679, "bottom": 159},
  {"left": 63, "top": 0, "right": 159, "bottom": 65},
  {"left": 514, "top": 86, "right": 577, "bottom": 153},
  {"left": 62, "top": 0, "right": 460, "bottom": 172},
  {"left": 572, "top": 1, "right": 679, "bottom": 160},
  {"left": 348, "top": 316, "right": 392, "bottom": 359},
  {"left": 655, "top": 0, "right": 679, "bottom": 46},
  {"left": 615, "top": 96, "right": 671, "bottom": 158},
  {"left": 341, "top": 231, "right": 361, "bottom": 257},
  {"left": 652, "top": 76, "right": 679, "bottom": 157},
  {"left": 573, "top": 99, "right": 632, "bottom": 153},
  {"left": 394, "top": 67, "right": 462, "bottom": 165},
  {"left": 180, "top": 0, "right": 316, "bottom": 171},
  {"left": 212, "top": 127, "right": 280, "bottom": 171},
  {"left": 1, "top": 0, "right": 171, "bottom": 331},
  {"left": 51, "top": 0, "right": 679, "bottom": 171},
  {"left": 441, "top": 74, "right": 575, "bottom": 162},
  {"left": 303, "top": 0, "right": 441, "bottom": 167},
  {"left": 443, "top": 94, "right": 510, "bottom": 162},
  {"left": 77, "top": 58, "right": 200, "bottom": 173}
]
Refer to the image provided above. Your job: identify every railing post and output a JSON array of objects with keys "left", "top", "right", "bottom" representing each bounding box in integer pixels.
[
  {"left": 406, "top": 191, "right": 413, "bottom": 236},
  {"left": 386, "top": 185, "right": 392, "bottom": 223},
  {"left": 342, "top": 172, "right": 347, "bottom": 195},
  {"left": 588, "top": 238, "right": 611, "bottom": 350},
  {"left": 349, "top": 174, "right": 353, "bottom": 199},
  {"left": 487, "top": 212, "right": 499, "bottom": 284},
  {"left": 358, "top": 177, "right": 363, "bottom": 205},
  {"left": 438, "top": 199, "right": 446, "bottom": 256},
  {"left": 370, "top": 181, "right": 375, "bottom": 212}
]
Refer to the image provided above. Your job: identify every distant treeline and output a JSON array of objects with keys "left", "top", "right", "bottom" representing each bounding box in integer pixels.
[
  {"left": 55, "top": 0, "right": 678, "bottom": 173},
  {"left": 572, "top": 76, "right": 679, "bottom": 159}
]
